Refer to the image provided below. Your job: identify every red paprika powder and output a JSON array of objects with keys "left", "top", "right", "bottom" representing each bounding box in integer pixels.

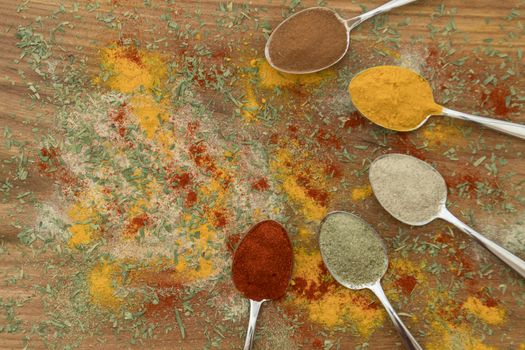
[{"left": 231, "top": 220, "right": 293, "bottom": 301}]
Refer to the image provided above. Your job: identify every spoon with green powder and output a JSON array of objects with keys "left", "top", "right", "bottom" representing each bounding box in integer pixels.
[
  {"left": 369, "top": 153, "right": 525, "bottom": 278},
  {"left": 319, "top": 211, "right": 423, "bottom": 350}
]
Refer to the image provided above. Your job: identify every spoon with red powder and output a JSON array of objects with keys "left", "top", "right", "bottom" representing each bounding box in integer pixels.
[{"left": 232, "top": 220, "right": 293, "bottom": 350}]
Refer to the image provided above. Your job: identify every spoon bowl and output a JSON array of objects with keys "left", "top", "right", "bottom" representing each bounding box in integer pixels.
[
  {"left": 349, "top": 66, "right": 525, "bottom": 139},
  {"left": 265, "top": 1, "right": 419, "bottom": 74},
  {"left": 318, "top": 211, "right": 423, "bottom": 350},
  {"left": 369, "top": 154, "right": 525, "bottom": 278},
  {"left": 232, "top": 220, "right": 293, "bottom": 350}
]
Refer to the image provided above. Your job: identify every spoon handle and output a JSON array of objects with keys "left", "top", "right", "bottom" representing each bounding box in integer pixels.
[
  {"left": 243, "top": 299, "right": 265, "bottom": 350},
  {"left": 348, "top": 0, "right": 419, "bottom": 29},
  {"left": 442, "top": 107, "right": 525, "bottom": 140},
  {"left": 439, "top": 208, "right": 525, "bottom": 279},
  {"left": 369, "top": 282, "right": 423, "bottom": 350}
]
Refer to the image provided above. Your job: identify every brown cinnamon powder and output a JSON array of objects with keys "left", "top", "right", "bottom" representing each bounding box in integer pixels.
[{"left": 267, "top": 8, "right": 348, "bottom": 73}]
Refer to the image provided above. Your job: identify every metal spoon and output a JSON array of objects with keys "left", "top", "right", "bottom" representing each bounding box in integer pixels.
[
  {"left": 369, "top": 153, "right": 525, "bottom": 278},
  {"left": 319, "top": 211, "right": 423, "bottom": 350},
  {"left": 265, "top": 0, "right": 418, "bottom": 74},
  {"left": 350, "top": 66, "right": 525, "bottom": 139},
  {"left": 243, "top": 299, "right": 267, "bottom": 350},
  {"left": 231, "top": 220, "right": 293, "bottom": 350}
]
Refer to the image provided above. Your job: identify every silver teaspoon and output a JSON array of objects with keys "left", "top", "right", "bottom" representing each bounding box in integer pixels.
[
  {"left": 369, "top": 153, "right": 525, "bottom": 278},
  {"left": 265, "top": 0, "right": 418, "bottom": 74}
]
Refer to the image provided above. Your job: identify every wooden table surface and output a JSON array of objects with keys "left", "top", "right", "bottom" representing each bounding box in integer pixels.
[{"left": 1, "top": 0, "right": 524, "bottom": 349}]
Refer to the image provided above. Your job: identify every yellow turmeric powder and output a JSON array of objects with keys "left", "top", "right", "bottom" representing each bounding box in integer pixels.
[
  {"left": 349, "top": 66, "right": 443, "bottom": 131},
  {"left": 462, "top": 296, "right": 506, "bottom": 325}
]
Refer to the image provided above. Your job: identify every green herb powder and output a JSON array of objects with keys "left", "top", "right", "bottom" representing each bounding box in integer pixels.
[{"left": 319, "top": 212, "right": 388, "bottom": 287}]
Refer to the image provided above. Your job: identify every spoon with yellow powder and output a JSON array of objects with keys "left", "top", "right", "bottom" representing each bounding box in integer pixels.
[{"left": 349, "top": 66, "right": 525, "bottom": 140}]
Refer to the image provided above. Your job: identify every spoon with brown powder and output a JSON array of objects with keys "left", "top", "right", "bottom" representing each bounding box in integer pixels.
[
  {"left": 369, "top": 153, "right": 525, "bottom": 279},
  {"left": 265, "top": 1, "right": 418, "bottom": 74},
  {"left": 349, "top": 66, "right": 525, "bottom": 140}
]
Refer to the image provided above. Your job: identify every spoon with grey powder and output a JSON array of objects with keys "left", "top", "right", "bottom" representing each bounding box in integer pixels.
[
  {"left": 319, "top": 211, "right": 423, "bottom": 350},
  {"left": 369, "top": 153, "right": 525, "bottom": 279}
]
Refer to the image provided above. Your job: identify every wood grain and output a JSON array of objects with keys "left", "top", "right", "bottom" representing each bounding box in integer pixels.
[{"left": 1, "top": 0, "right": 524, "bottom": 349}]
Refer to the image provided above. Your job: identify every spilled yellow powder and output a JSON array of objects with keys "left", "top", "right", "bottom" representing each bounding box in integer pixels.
[
  {"left": 422, "top": 123, "right": 462, "bottom": 146},
  {"left": 426, "top": 322, "right": 495, "bottom": 350},
  {"left": 269, "top": 147, "right": 327, "bottom": 222},
  {"left": 130, "top": 94, "right": 170, "bottom": 139},
  {"left": 67, "top": 197, "right": 102, "bottom": 248},
  {"left": 288, "top": 248, "right": 385, "bottom": 337},
  {"left": 173, "top": 222, "right": 218, "bottom": 281},
  {"left": 156, "top": 130, "right": 178, "bottom": 157},
  {"left": 351, "top": 184, "right": 372, "bottom": 201},
  {"left": 255, "top": 59, "right": 333, "bottom": 89},
  {"left": 519, "top": 344, "right": 525, "bottom": 350},
  {"left": 462, "top": 296, "right": 506, "bottom": 326},
  {"left": 88, "top": 261, "right": 122, "bottom": 309},
  {"left": 242, "top": 81, "right": 260, "bottom": 122},
  {"left": 298, "top": 227, "right": 313, "bottom": 240},
  {"left": 390, "top": 258, "right": 425, "bottom": 281},
  {"left": 97, "top": 45, "right": 167, "bottom": 94},
  {"left": 281, "top": 178, "right": 326, "bottom": 221}
]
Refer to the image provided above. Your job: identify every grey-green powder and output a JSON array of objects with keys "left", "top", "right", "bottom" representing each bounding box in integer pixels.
[
  {"left": 369, "top": 154, "right": 447, "bottom": 225},
  {"left": 319, "top": 212, "right": 388, "bottom": 288}
]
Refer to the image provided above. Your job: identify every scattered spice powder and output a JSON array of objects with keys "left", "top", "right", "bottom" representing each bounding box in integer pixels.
[
  {"left": 267, "top": 8, "right": 348, "bottom": 73},
  {"left": 462, "top": 296, "right": 506, "bottom": 326},
  {"left": 351, "top": 184, "right": 372, "bottom": 202},
  {"left": 88, "top": 261, "right": 122, "bottom": 310},
  {"left": 288, "top": 247, "right": 385, "bottom": 336},
  {"left": 232, "top": 220, "right": 293, "bottom": 301},
  {"left": 349, "top": 66, "right": 443, "bottom": 131}
]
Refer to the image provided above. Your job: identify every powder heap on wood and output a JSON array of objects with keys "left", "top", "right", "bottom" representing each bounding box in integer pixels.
[
  {"left": 267, "top": 8, "right": 348, "bottom": 73},
  {"left": 232, "top": 220, "right": 293, "bottom": 301},
  {"left": 319, "top": 212, "right": 388, "bottom": 287},
  {"left": 349, "top": 65, "right": 443, "bottom": 131},
  {"left": 369, "top": 154, "right": 447, "bottom": 225}
]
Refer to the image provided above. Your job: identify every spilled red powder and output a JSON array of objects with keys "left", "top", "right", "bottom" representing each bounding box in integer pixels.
[
  {"left": 391, "top": 133, "right": 427, "bottom": 160},
  {"left": 226, "top": 232, "right": 242, "bottom": 253},
  {"left": 324, "top": 161, "right": 342, "bottom": 178},
  {"left": 315, "top": 128, "right": 342, "bottom": 150},
  {"left": 185, "top": 191, "right": 197, "bottom": 207},
  {"left": 312, "top": 338, "right": 323, "bottom": 348},
  {"left": 109, "top": 103, "right": 127, "bottom": 137},
  {"left": 213, "top": 210, "right": 228, "bottom": 228},
  {"left": 187, "top": 121, "right": 200, "bottom": 135},
  {"left": 343, "top": 111, "right": 367, "bottom": 129},
  {"left": 444, "top": 168, "right": 501, "bottom": 200},
  {"left": 188, "top": 141, "right": 232, "bottom": 188},
  {"left": 119, "top": 45, "right": 143, "bottom": 66},
  {"left": 482, "top": 85, "right": 514, "bottom": 116},
  {"left": 251, "top": 178, "right": 269, "bottom": 191},
  {"left": 37, "top": 147, "right": 78, "bottom": 187},
  {"left": 395, "top": 275, "right": 417, "bottom": 296},
  {"left": 189, "top": 142, "right": 216, "bottom": 173},
  {"left": 291, "top": 261, "right": 337, "bottom": 301},
  {"left": 296, "top": 174, "right": 329, "bottom": 206},
  {"left": 167, "top": 171, "right": 192, "bottom": 189},
  {"left": 124, "top": 213, "right": 149, "bottom": 238}
]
